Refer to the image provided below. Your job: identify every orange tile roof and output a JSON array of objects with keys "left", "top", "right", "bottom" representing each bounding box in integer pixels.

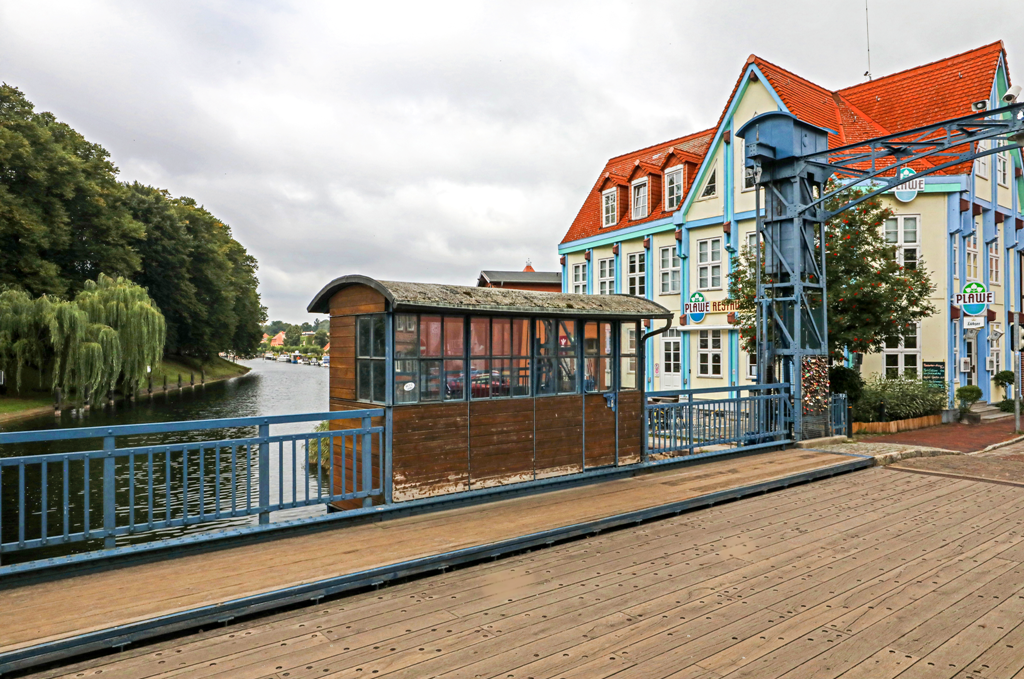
[{"left": 561, "top": 42, "right": 1007, "bottom": 246}]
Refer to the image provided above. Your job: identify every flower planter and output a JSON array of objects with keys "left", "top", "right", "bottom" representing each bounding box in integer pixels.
[{"left": 852, "top": 413, "right": 943, "bottom": 435}]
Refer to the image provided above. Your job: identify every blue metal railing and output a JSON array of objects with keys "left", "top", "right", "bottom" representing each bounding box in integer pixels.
[
  {"left": 645, "top": 384, "right": 791, "bottom": 457},
  {"left": 0, "top": 410, "right": 383, "bottom": 559},
  {"left": 829, "top": 393, "right": 849, "bottom": 437}
]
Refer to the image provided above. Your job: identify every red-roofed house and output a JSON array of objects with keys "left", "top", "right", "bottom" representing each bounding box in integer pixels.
[
  {"left": 559, "top": 42, "right": 1022, "bottom": 403},
  {"left": 270, "top": 331, "right": 286, "bottom": 347}
]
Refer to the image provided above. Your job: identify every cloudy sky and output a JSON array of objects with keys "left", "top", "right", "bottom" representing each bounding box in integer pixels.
[{"left": 1, "top": 1, "right": 1021, "bottom": 324}]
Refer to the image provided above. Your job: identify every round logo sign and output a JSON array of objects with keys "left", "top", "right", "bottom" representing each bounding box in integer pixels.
[
  {"left": 894, "top": 167, "right": 924, "bottom": 203},
  {"left": 684, "top": 291, "right": 709, "bottom": 324},
  {"left": 956, "top": 281, "right": 994, "bottom": 316}
]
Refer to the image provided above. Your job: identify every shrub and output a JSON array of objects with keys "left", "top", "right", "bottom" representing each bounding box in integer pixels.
[
  {"left": 853, "top": 376, "right": 947, "bottom": 422},
  {"left": 994, "top": 370, "right": 1015, "bottom": 388},
  {"left": 829, "top": 366, "right": 863, "bottom": 403},
  {"left": 998, "top": 399, "right": 1017, "bottom": 413},
  {"left": 955, "top": 385, "right": 983, "bottom": 414}
]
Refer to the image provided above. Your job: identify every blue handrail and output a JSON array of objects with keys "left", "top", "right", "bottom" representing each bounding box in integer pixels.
[{"left": 0, "top": 410, "right": 384, "bottom": 559}]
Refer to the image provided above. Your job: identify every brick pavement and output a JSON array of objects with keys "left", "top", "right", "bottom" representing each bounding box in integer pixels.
[{"left": 866, "top": 417, "right": 1017, "bottom": 453}]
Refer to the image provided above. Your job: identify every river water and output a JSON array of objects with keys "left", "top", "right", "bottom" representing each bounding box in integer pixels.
[{"left": 0, "top": 359, "right": 330, "bottom": 564}]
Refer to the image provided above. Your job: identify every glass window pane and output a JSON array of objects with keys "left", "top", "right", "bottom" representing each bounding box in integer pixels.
[
  {"left": 371, "top": 315, "right": 385, "bottom": 358},
  {"left": 884, "top": 336, "right": 900, "bottom": 349},
  {"left": 372, "top": 361, "right": 385, "bottom": 402},
  {"left": 420, "top": 316, "right": 442, "bottom": 357},
  {"left": 558, "top": 320, "right": 576, "bottom": 355},
  {"left": 698, "top": 241, "right": 708, "bottom": 263},
  {"left": 511, "top": 357, "right": 530, "bottom": 396},
  {"left": 712, "top": 354, "right": 722, "bottom": 375},
  {"left": 584, "top": 322, "right": 599, "bottom": 356},
  {"left": 357, "top": 360, "right": 371, "bottom": 400},
  {"left": 885, "top": 218, "right": 898, "bottom": 243},
  {"left": 699, "top": 330, "right": 708, "bottom": 349},
  {"left": 558, "top": 355, "right": 577, "bottom": 393},
  {"left": 492, "top": 318, "right": 511, "bottom": 356},
  {"left": 492, "top": 358, "right": 511, "bottom": 398},
  {"left": 444, "top": 360, "right": 465, "bottom": 400},
  {"left": 395, "top": 359, "right": 417, "bottom": 403},
  {"left": 470, "top": 317, "right": 489, "bottom": 357},
  {"left": 585, "top": 357, "right": 612, "bottom": 392},
  {"left": 512, "top": 318, "right": 530, "bottom": 357},
  {"left": 711, "top": 265, "right": 721, "bottom": 288},
  {"left": 444, "top": 317, "right": 464, "bottom": 357},
  {"left": 711, "top": 330, "right": 721, "bottom": 350},
  {"left": 711, "top": 239, "right": 721, "bottom": 262},
  {"left": 601, "top": 322, "right": 612, "bottom": 356},
  {"left": 395, "top": 314, "right": 418, "bottom": 358},
  {"left": 903, "top": 217, "right": 917, "bottom": 243},
  {"left": 904, "top": 328, "right": 918, "bottom": 349},
  {"left": 357, "top": 318, "right": 372, "bottom": 357},
  {"left": 419, "top": 360, "right": 441, "bottom": 401},
  {"left": 885, "top": 354, "right": 899, "bottom": 367},
  {"left": 536, "top": 319, "right": 556, "bottom": 355},
  {"left": 470, "top": 359, "right": 489, "bottom": 399},
  {"left": 535, "top": 357, "right": 556, "bottom": 395}
]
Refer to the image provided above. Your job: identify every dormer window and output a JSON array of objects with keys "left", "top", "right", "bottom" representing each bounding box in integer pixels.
[
  {"left": 699, "top": 167, "right": 717, "bottom": 199},
  {"left": 632, "top": 179, "right": 648, "bottom": 220},
  {"left": 665, "top": 168, "right": 683, "bottom": 210},
  {"left": 602, "top": 189, "right": 617, "bottom": 227},
  {"left": 598, "top": 188, "right": 614, "bottom": 228}
]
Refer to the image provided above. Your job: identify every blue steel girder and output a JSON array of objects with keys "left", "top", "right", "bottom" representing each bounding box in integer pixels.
[{"left": 736, "top": 101, "right": 1024, "bottom": 441}]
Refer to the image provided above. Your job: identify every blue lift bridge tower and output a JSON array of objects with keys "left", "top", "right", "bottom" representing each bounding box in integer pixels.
[{"left": 736, "top": 96, "right": 1024, "bottom": 440}]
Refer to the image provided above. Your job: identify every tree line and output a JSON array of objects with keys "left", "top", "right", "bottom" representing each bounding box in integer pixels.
[{"left": 0, "top": 83, "right": 266, "bottom": 363}]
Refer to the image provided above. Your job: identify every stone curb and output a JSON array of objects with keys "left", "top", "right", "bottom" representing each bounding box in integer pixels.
[
  {"left": 870, "top": 448, "right": 961, "bottom": 467},
  {"left": 970, "top": 433, "right": 1024, "bottom": 456}
]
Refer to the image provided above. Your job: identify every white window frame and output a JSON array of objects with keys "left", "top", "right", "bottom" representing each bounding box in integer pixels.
[
  {"left": 632, "top": 179, "right": 649, "bottom": 220},
  {"left": 966, "top": 233, "right": 980, "bottom": 281},
  {"left": 696, "top": 237, "right": 722, "bottom": 290},
  {"left": 883, "top": 323, "right": 921, "bottom": 379},
  {"left": 664, "top": 167, "right": 684, "bottom": 210},
  {"left": 746, "top": 351, "right": 757, "bottom": 379},
  {"left": 626, "top": 327, "right": 636, "bottom": 374},
  {"left": 602, "top": 189, "right": 617, "bottom": 228},
  {"left": 698, "top": 166, "right": 718, "bottom": 200},
  {"left": 990, "top": 323, "right": 1002, "bottom": 373},
  {"left": 659, "top": 245, "right": 680, "bottom": 294},
  {"left": 997, "top": 142, "right": 1010, "bottom": 187},
  {"left": 597, "top": 257, "right": 615, "bottom": 295},
  {"left": 571, "top": 262, "right": 588, "bottom": 294},
  {"left": 627, "top": 252, "right": 646, "bottom": 297},
  {"left": 746, "top": 231, "right": 758, "bottom": 253},
  {"left": 698, "top": 329, "right": 723, "bottom": 377},
  {"left": 975, "top": 140, "right": 989, "bottom": 179},
  {"left": 884, "top": 215, "right": 920, "bottom": 270},
  {"left": 988, "top": 239, "right": 1000, "bottom": 285},
  {"left": 952, "top": 237, "right": 958, "bottom": 280}
]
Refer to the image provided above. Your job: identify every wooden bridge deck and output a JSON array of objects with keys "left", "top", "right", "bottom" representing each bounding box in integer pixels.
[
  {"left": 18, "top": 457, "right": 1024, "bottom": 678},
  {"left": 0, "top": 448, "right": 860, "bottom": 673}
]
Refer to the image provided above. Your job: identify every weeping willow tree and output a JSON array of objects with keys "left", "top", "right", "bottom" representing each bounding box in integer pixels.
[{"left": 0, "top": 274, "right": 165, "bottom": 403}]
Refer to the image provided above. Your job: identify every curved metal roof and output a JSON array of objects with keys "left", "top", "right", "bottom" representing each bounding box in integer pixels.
[{"left": 307, "top": 275, "right": 673, "bottom": 319}]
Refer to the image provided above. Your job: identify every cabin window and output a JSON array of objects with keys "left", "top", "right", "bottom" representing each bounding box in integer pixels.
[
  {"left": 469, "top": 317, "right": 515, "bottom": 399},
  {"left": 394, "top": 313, "right": 419, "bottom": 403},
  {"left": 356, "top": 315, "right": 386, "bottom": 403},
  {"left": 620, "top": 323, "right": 637, "bottom": 390},
  {"left": 534, "top": 318, "right": 578, "bottom": 395},
  {"left": 632, "top": 180, "right": 648, "bottom": 220},
  {"left": 584, "top": 322, "right": 614, "bottom": 392},
  {"left": 597, "top": 257, "right": 615, "bottom": 295}
]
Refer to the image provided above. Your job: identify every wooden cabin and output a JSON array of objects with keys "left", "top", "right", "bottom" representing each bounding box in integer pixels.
[{"left": 307, "top": 275, "right": 672, "bottom": 506}]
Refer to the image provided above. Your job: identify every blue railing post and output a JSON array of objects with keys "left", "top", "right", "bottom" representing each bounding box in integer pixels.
[
  {"left": 103, "top": 435, "right": 116, "bottom": 549},
  {"left": 361, "top": 416, "right": 372, "bottom": 508},
  {"left": 686, "top": 392, "right": 694, "bottom": 455},
  {"left": 258, "top": 422, "right": 270, "bottom": 525}
]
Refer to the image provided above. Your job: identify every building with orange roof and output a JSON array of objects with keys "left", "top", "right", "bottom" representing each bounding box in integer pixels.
[
  {"left": 477, "top": 262, "right": 562, "bottom": 293},
  {"left": 269, "top": 331, "right": 286, "bottom": 347},
  {"left": 559, "top": 42, "right": 1022, "bottom": 404}
]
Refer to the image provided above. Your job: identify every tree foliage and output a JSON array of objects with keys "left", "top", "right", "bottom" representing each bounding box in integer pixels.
[
  {"left": 728, "top": 181, "right": 936, "bottom": 360},
  {"left": 0, "top": 275, "right": 165, "bottom": 401},
  {"left": 1, "top": 84, "right": 266, "bottom": 359}
]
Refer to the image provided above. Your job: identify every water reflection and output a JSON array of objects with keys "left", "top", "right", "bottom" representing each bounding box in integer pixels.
[{"left": 0, "top": 359, "right": 330, "bottom": 564}]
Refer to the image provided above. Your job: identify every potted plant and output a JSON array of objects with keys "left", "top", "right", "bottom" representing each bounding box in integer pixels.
[{"left": 955, "top": 385, "right": 983, "bottom": 424}]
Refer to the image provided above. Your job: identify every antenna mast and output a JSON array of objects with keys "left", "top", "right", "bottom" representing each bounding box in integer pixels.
[{"left": 864, "top": 0, "right": 873, "bottom": 80}]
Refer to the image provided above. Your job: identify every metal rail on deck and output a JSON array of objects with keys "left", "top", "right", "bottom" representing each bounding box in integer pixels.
[
  {"left": 645, "top": 384, "right": 791, "bottom": 457},
  {"left": 0, "top": 410, "right": 384, "bottom": 559}
]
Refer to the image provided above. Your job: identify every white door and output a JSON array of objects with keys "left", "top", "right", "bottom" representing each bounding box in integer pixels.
[{"left": 661, "top": 330, "right": 682, "bottom": 390}]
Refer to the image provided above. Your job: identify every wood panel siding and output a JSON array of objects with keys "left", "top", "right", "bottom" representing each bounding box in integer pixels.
[
  {"left": 534, "top": 395, "right": 583, "bottom": 478},
  {"left": 584, "top": 394, "right": 617, "bottom": 468},
  {"left": 392, "top": 402, "right": 469, "bottom": 501},
  {"left": 328, "top": 284, "right": 387, "bottom": 316},
  {"left": 617, "top": 390, "right": 643, "bottom": 464},
  {"left": 329, "top": 316, "right": 356, "bottom": 400},
  {"left": 469, "top": 398, "right": 535, "bottom": 488},
  {"left": 328, "top": 398, "right": 385, "bottom": 510}
]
